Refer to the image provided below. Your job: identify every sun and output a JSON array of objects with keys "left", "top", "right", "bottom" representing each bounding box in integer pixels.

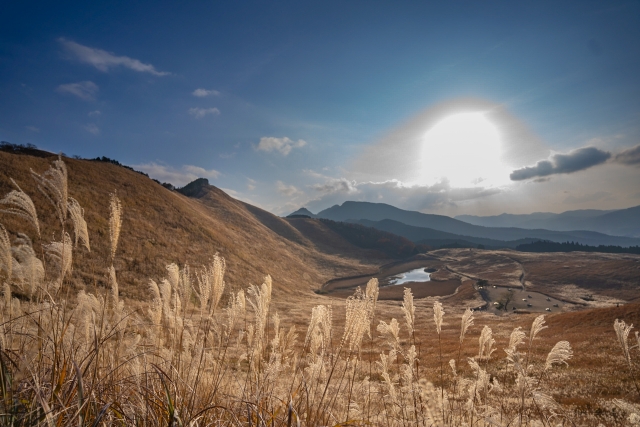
[{"left": 420, "top": 112, "right": 511, "bottom": 187}]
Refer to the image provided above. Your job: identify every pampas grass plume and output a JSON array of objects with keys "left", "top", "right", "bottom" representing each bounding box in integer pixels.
[
  {"left": 68, "top": 197, "right": 90, "bottom": 251},
  {"left": 0, "top": 178, "right": 40, "bottom": 237},
  {"left": 109, "top": 193, "right": 122, "bottom": 260},
  {"left": 0, "top": 224, "right": 11, "bottom": 280},
  {"left": 460, "top": 308, "right": 474, "bottom": 343},
  {"left": 614, "top": 318, "right": 633, "bottom": 365},
  {"left": 545, "top": 340, "right": 573, "bottom": 370},
  {"left": 529, "top": 315, "right": 547, "bottom": 345},
  {"left": 402, "top": 287, "right": 415, "bottom": 334},
  {"left": 433, "top": 301, "right": 444, "bottom": 335},
  {"left": 31, "top": 157, "right": 68, "bottom": 226}
]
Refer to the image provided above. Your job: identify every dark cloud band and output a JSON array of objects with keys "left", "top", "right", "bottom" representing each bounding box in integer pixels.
[
  {"left": 614, "top": 144, "right": 640, "bottom": 166},
  {"left": 510, "top": 147, "right": 611, "bottom": 181}
]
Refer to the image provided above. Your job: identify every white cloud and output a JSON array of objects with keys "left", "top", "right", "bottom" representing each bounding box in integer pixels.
[
  {"left": 188, "top": 107, "right": 220, "bottom": 118},
  {"left": 256, "top": 136, "right": 306, "bottom": 156},
  {"left": 192, "top": 88, "right": 220, "bottom": 97},
  {"left": 56, "top": 81, "right": 99, "bottom": 101},
  {"left": 58, "top": 38, "right": 170, "bottom": 76},
  {"left": 183, "top": 165, "right": 221, "bottom": 179},
  {"left": 277, "top": 181, "right": 304, "bottom": 197},
  {"left": 132, "top": 162, "right": 220, "bottom": 187},
  {"left": 84, "top": 123, "right": 100, "bottom": 135},
  {"left": 304, "top": 178, "right": 501, "bottom": 213},
  {"left": 312, "top": 177, "right": 358, "bottom": 195},
  {"left": 25, "top": 126, "right": 39, "bottom": 133},
  {"left": 88, "top": 110, "right": 101, "bottom": 117},
  {"left": 247, "top": 178, "right": 257, "bottom": 191}
]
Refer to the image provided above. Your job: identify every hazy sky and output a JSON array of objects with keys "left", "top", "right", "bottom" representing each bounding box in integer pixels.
[{"left": 2, "top": 1, "right": 639, "bottom": 216}]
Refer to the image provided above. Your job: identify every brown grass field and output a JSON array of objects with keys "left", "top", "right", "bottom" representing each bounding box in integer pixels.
[{"left": 1, "top": 149, "right": 640, "bottom": 426}]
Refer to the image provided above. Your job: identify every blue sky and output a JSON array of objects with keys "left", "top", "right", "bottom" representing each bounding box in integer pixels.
[{"left": 1, "top": 1, "right": 639, "bottom": 216}]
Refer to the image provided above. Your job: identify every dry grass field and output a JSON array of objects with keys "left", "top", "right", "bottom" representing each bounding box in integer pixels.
[{"left": 2, "top": 150, "right": 640, "bottom": 426}]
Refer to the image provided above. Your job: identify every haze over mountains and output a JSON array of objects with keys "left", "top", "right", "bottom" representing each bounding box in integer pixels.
[
  {"left": 456, "top": 206, "right": 640, "bottom": 237},
  {"left": 289, "top": 201, "right": 640, "bottom": 247}
]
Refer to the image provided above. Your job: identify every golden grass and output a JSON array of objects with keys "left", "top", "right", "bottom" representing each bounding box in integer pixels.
[{"left": 2, "top": 154, "right": 640, "bottom": 425}]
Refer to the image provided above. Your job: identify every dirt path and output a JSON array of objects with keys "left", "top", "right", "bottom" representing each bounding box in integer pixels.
[{"left": 503, "top": 255, "right": 526, "bottom": 290}]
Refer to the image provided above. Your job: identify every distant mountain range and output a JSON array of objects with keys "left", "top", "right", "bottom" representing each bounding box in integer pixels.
[
  {"left": 455, "top": 205, "right": 640, "bottom": 237},
  {"left": 288, "top": 202, "right": 640, "bottom": 247}
]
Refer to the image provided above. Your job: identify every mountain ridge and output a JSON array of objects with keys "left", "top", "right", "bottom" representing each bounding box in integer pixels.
[
  {"left": 456, "top": 205, "right": 640, "bottom": 237},
  {"left": 295, "top": 201, "right": 640, "bottom": 247}
]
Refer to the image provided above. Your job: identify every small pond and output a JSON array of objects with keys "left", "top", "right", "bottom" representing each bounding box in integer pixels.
[{"left": 389, "top": 268, "right": 431, "bottom": 285}]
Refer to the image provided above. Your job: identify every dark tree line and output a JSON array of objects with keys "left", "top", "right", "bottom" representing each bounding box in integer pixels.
[{"left": 516, "top": 240, "right": 640, "bottom": 254}]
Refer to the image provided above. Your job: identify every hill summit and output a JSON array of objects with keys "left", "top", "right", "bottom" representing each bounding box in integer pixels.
[{"left": 287, "top": 207, "right": 317, "bottom": 218}]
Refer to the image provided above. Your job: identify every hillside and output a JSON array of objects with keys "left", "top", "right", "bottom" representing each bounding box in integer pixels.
[
  {"left": 353, "top": 218, "right": 539, "bottom": 248},
  {"left": 0, "top": 150, "right": 387, "bottom": 301},
  {"left": 314, "top": 201, "right": 640, "bottom": 246}
]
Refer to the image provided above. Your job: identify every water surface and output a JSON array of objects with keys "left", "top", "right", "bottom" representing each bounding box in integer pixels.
[{"left": 390, "top": 268, "right": 431, "bottom": 285}]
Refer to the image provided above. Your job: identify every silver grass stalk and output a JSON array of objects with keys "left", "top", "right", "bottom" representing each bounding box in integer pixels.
[
  {"left": 478, "top": 325, "right": 496, "bottom": 360},
  {"left": 225, "top": 289, "right": 246, "bottom": 333},
  {"left": 505, "top": 326, "right": 527, "bottom": 366},
  {"left": 159, "top": 278, "right": 172, "bottom": 317},
  {"left": 433, "top": 301, "right": 444, "bottom": 335},
  {"left": 108, "top": 193, "right": 122, "bottom": 260},
  {"left": 195, "top": 254, "right": 225, "bottom": 315},
  {"left": 507, "top": 326, "right": 526, "bottom": 353},
  {"left": 544, "top": 340, "right": 573, "bottom": 370},
  {"left": 0, "top": 224, "right": 11, "bottom": 280},
  {"left": 2, "top": 281, "right": 10, "bottom": 310},
  {"left": 108, "top": 266, "right": 119, "bottom": 309},
  {"left": 179, "top": 264, "right": 192, "bottom": 308},
  {"left": 614, "top": 319, "right": 633, "bottom": 365},
  {"left": 166, "top": 263, "right": 180, "bottom": 290},
  {"left": 194, "top": 264, "right": 212, "bottom": 311},
  {"left": 11, "top": 258, "right": 24, "bottom": 290},
  {"left": 306, "top": 305, "right": 332, "bottom": 350},
  {"left": 210, "top": 254, "right": 226, "bottom": 314},
  {"left": 365, "top": 277, "right": 379, "bottom": 314},
  {"left": 148, "top": 279, "right": 162, "bottom": 326},
  {"left": 0, "top": 179, "right": 40, "bottom": 237},
  {"left": 31, "top": 157, "right": 68, "bottom": 226},
  {"left": 402, "top": 287, "right": 415, "bottom": 334},
  {"left": 44, "top": 232, "right": 73, "bottom": 282},
  {"left": 67, "top": 197, "right": 90, "bottom": 251},
  {"left": 529, "top": 315, "right": 547, "bottom": 345},
  {"left": 342, "top": 287, "right": 373, "bottom": 350},
  {"left": 247, "top": 275, "right": 273, "bottom": 354},
  {"left": 377, "top": 318, "right": 401, "bottom": 351},
  {"left": 449, "top": 359, "right": 457, "bottom": 376},
  {"left": 460, "top": 308, "right": 474, "bottom": 343},
  {"left": 11, "top": 235, "right": 44, "bottom": 298}
]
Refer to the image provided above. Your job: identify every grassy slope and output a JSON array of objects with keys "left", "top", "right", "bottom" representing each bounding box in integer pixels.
[{"left": 0, "top": 150, "right": 381, "bottom": 302}]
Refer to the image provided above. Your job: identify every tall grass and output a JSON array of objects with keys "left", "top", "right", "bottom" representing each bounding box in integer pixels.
[{"left": 0, "top": 157, "right": 628, "bottom": 426}]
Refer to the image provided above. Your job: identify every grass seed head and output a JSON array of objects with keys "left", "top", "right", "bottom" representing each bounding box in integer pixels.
[
  {"left": 433, "top": 301, "right": 444, "bottom": 335},
  {"left": 68, "top": 197, "right": 90, "bottom": 251},
  {"left": 0, "top": 178, "right": 40, "bottom": 237},
  {"left": 614, "top": 318, "right": 633, "bottom": 364},
  {"left": 108, "top": 193, "right": 122, "bottom": 260}
]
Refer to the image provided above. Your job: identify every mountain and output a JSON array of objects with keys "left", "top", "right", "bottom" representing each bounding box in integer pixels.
[
  {"left": 456, "top": 206, "right": 640, "bottom": 237},
  {"left": 312, "top": 201, "right": 640, "bottom": 247},
  {"left": 352, "top": 219, "right": 539, "bottom": 249},
  {"left": 286, "top": 207, "right": 317, "bottom": 218}
]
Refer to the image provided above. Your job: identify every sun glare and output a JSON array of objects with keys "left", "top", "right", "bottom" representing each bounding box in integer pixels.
[{"left": 421, "top": 112, "right": 511, "bottom": 188}]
